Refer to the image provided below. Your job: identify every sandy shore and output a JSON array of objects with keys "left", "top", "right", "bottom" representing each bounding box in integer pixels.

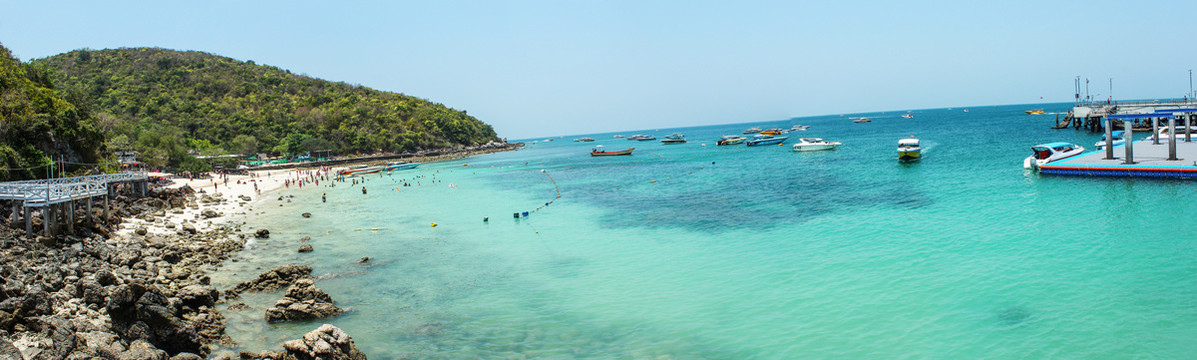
[{"left": 114, "top": 169, "right": 323, "bottom": 237}]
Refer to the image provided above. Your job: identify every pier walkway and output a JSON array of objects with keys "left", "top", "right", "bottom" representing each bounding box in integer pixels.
[
  {"left": 1039, "top": 141, "right": 1197, "bottom": 179},
  {"left": 0, "top": 171, "right": 148, "bottom": 235}
]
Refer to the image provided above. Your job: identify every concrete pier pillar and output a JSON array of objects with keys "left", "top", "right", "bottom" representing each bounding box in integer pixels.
[
  {"left": 104, "top": 195, "right": 109, "bottom": 227},
  {"left": 1152, "top": 118, "right": 1160, "bottom": 145},
  {"left": 87, "top": 197, "right": 93, "bottom": 225},
  {"left": 140, "top": 182, "right": 146, "bottom": 197},
  {"left": 44, "top": 206, "right": 51, "bottom": 236},
  {"left": 1104, "top": 118, "right": 1115, "bottom": 160},
  {"left": 1124, "top": 119, "right": 1135, "bottom": 165},
  {"left": 1169, "top": 117, "right": 1179, "bottom": 160},
  {"left": 1187, "top": 114, "right": 1194, "bottom": 142},
  {"left": 67, "top": 201, "right": 74, "bottom": 234},
  {"left": 10, "top": 203, "right": 17, "bottom": 227},
  {"left": 25, "top": 205, "right": 31, "bottom": 235}
]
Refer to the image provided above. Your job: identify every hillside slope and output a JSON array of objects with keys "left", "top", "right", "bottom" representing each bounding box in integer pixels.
[
  {"left": 35, "top": 48, "right": 497, "bottom": 165},
  {"left": 0, "top": 43, "right": 102, "bottom": 180}
]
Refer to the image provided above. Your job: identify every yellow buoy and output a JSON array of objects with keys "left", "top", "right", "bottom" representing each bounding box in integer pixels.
[
  {"left": 431, "top": 222, "right": 438, "bottom": 227},
  {"left": 371, "top": 228, "right": 379, "bottom": 231}
]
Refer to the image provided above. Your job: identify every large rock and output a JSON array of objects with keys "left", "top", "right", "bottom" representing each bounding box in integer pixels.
[
  {"left": 200, "top": 209, "right": 219, "bottom": 219},
  {"left": 106, "top": 284, "right": 207, "bottom": 356},
  {"left": 118, "top": 339, "right": 169, "bottom": 360},
  {"left": 280, "top": 324, "right": 367, "bottom": 360},
  {"left": 178, "top": 284, "right": 219, "bottom": 308},
  {"left": 226, "top": 265, "right": 312, "bottom": 297},
  {"left": 264, "top": 279, "right": 344, "bottom": 323},
  {"left": 181, "top": 223, "right": 198, "bottom": 235},
  {"left": 254, "top": 229, "right": 270, "bottom": 239},
  {"left": 298, "top": 244, "right": 313, "bottom": 253}
]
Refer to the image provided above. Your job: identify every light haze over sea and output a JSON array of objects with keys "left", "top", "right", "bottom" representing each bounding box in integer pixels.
[{"left": 210, "top": 103, "right": 1197, "bottom": 359}]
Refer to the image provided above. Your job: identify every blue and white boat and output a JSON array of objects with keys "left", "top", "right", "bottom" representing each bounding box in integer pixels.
[
  {"left": 385, "top": 162, "right": 421, "bottom": 171},
  {"left": 1023, "top": 142, "right": 1083, "bottom": 169},
  {"left": 746, "top": 134, "right": 788, "bottom": 146},
  {"left": 1094, "top": 131, "right": 1126, "bottom": 150}
]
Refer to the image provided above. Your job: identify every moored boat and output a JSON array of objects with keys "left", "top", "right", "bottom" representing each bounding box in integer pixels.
[
  {"left": 896, "top": 136, "right": 921, "bottom": 161},
  {"left": 637, "top": 135, "right": 657, "bottom": 141},
  {"left": 385, "top": 162, "right": 420, "bottom": 171},
  {"left": 901, "top": 113, "right": 914, "bottom": 119},
  {"left": 853, "top": 117, "right": 871, "bottom": 123},
  {"left": 1025, "top": 109, "right": 1045, "bottom": 115},
  {"left": 613, "top": 134, "right": 625, "bottom": 138},
  {"left": 661, "top": 133, "right": 686, "bottom": 144},
  {"left": 590, "top": 145, "right": 634, "bottom": 156},
  {"left": 746, "top": 134, "right": 788, "bottom": 146},
  {"left": 792, "top": 138, "right": 842, "bottom": 151},
  {"left": 716, "top": 135, "right": 747, "bottom": 146},
  {"left": 1023, "top": 142, "right": 1084, "bottom": 169},
  {"left": 743, "top": 127, "right": 762, "bottom": 134},
  {"left": 790, "top": 125, "right": 810, "bottom": 131},
  {"left": 760, "top": 128, "right": 784, "bottom": 136},
  {"left": 578, "top": 137, "right": 595, "bottom": 142},
  {"left": 339, "top": 164, "right": 384, "bottom": 176},
  {"left": 1094, "top": 131, "right": 1126, "bottom": 150}
]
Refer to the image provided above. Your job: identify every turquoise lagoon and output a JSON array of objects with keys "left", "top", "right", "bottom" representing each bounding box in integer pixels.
[{"left": 210, "top": 104, "right": 1197, "bottom": 359}]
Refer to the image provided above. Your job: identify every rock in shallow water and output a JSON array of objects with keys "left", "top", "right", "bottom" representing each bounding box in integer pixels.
[{"left": 298, "top": 244, "right": 313, "bottom": 253}]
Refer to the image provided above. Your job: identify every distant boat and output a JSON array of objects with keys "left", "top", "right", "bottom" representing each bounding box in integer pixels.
[
  {"left": 339, "top": 164, "right": 384, "bottom": 176},
  {"left": 790, "top": 125, "right": 810, "bottom": 131},
  {"left": 716, "top": 135, "right": 746, "bottom": 146},
  {"left": 901, "top": 114, "right": 914, "bottom": 119},
  {"left": 746, "top": 134, "right": 788, "bottom": 146},
  {"left": 543, "top": 138, "right": 554, "bottom": 142},
  {"left": 661, "top": 133, "right": 686, "bottom": 144},
  {"left": 578, "top": 137, "right": 595, "bottom": 142},
  {"left": 1025, "top": 109, "right": 1045, "bottom": 115},
  {"left": 963, "top": 109, "right": 969, "bottom": 113},
  {"left": 613, "top": 134, "right": 625, "bottom": 138},
  {"left": 760, "top": 128, "right": 784, "bottom": 136},
  {"left": 591, "top": 145, "right": 634, "bottom": 156},
  {"left": 896, "top": 136, "right": 921, "bottom": 161},
  {"left": 743, "top": 127, "right": 762, "bottom": 134},
  {"left": 637, "top": 135, "right": 657, "bottom": 141},
  {"left": 1023, "top": 142, "right": 1083, "bottom": 169},
  {"left": 385, "top": 162, "right": 420, "bottom": 171},
  {"left": 853, "top": 117, "right": 871, "bottom": 123},
  {"left": 792, "top": 138, "right": 842, "bottom": 151}
]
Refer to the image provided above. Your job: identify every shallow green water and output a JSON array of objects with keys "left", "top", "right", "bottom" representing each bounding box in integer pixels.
[{"left": 210, "top": 104, "right": 1197, "bottom": 359}]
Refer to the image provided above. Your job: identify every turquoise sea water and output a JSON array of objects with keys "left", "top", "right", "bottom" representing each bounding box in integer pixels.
[{"left": 210, "top": 103, "right": 1197, "bottom": 359}]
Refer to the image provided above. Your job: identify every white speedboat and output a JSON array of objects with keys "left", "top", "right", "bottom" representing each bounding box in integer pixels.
[
  {"left": 790, "top": 125, "right": 810, "bottom": 131},
  {"left": 897, "top": 136, "right": 921, "bottom": 161},
  {"left": 1094, "top": 131, "right": 1126, "bottom": 150},
  {"left": 792, "top": 138, "right": 842, "bottom": 151},
  {"left": 901, "top": 113, "right": 914, "bottom": 119},
  {"left": 1023, "top": 142, "right": 1084, "bottom": 169},
  {"left": 1144, "top": 126, "right": 1197, "bottom": 143}
]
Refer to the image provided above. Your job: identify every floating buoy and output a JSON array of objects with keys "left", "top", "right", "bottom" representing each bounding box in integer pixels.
[
  {"left": 483, "top": 217, "right": 489, "bottom": 222},
  {"left": 371, "top": 228, "right": 379, "bottom": 231},
  {"left": 522, "top": 211, "right": 529, "bottom": 217},
  {"left": 513, "top": 212, "right": 520, "bottom": 218},
  {"left": 430, "top": 223, "right": 437, "bottom": 227}
]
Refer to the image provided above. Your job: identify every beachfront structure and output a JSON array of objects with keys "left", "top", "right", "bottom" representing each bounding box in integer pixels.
[
  {"left": 0, "top": 172, "right": 148, "bottom": 236},
  {"left": 1038, "top": 114, "right": 1197, "bottom": 179},
  {"left": 1058, "top": 100, "right": 1197, "bottom": 132}
]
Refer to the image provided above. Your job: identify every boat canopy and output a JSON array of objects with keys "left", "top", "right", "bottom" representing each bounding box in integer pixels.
[{"left": 898, "top": 138, "right": 919, "bottom": 145}]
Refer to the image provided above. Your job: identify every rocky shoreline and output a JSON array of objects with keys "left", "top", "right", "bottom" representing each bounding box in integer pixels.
[{"left": 0, "top": 185, "right": 366, "bottom": 359}]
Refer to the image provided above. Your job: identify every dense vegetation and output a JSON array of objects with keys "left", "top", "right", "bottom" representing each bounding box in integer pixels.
[
  {"left": 34, "top": 47, "right": 498, "bottom": 169},
  {"left": 0, "top": 43, "right": 103, "bottom": 181}
]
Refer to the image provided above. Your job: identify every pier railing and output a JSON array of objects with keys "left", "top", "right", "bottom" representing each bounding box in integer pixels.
[{"left": 0, "top": 171, "right": 147, "bottom": 206}]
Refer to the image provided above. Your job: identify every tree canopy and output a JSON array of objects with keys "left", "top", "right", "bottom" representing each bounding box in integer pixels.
[
  {"left": 33, "top": 47, "right": 499, "bottom": 164},
  {"left": 0, "top": 43, "right": 103, "bottom": 181}
]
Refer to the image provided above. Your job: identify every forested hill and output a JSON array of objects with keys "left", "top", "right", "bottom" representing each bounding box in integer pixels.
[
  {"left": 0, "top": 43, "right": 103, "bottom": 181},
  {"left": 34, "top": 47, "right": 498, "bottom": 166}
]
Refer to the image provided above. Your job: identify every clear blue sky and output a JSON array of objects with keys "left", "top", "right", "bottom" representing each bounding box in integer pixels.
[{"left": 4, "top": 0, "right": 1196, "bottom": 139}]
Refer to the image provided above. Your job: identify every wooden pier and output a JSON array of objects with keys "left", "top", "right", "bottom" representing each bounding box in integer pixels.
[
  {"left": 0, "top": 171, "right": 148, "bottom": 236},
  {"left": 1060, "top": 100, "right": 1197, "bottom": 132}
]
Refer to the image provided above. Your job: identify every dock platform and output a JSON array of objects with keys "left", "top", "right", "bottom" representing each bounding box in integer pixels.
[{"left": 1039, "top": 140, "right": 1197, "bottom": 179}]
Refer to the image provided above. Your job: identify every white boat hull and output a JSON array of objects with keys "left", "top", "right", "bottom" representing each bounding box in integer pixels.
[{"left": 793, "top": 144, "right": 838, "bottom": 151}]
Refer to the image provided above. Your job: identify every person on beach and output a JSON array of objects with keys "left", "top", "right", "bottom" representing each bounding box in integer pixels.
[
  {"left": 362, "top": 187, "right": 367, "bottom": 195},
  {"left": 322, "top": 193, "right": 327, "bottom": 203}
]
